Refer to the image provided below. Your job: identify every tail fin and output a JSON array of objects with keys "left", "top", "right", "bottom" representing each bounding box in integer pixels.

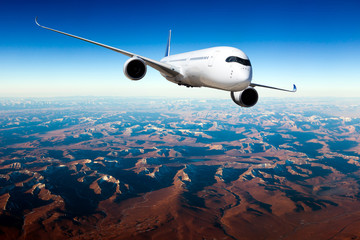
[{"left": 165, "top": 30, "right": 171, "bottom": 57}]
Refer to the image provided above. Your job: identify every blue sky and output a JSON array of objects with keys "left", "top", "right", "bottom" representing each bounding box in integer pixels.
[{"left": 0, "top": 0, "right": 359, "bottom": 98}]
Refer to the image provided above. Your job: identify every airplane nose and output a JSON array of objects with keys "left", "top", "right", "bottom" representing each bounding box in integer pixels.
[
  {"left": 239, "top": 66, "right": 252, "bottom": 82},
  {"left": 229, "top": 66, "right": 252, "bottom": 91},
  {"left": 248, "top": 66, "right": 253, "bottom": 81}
]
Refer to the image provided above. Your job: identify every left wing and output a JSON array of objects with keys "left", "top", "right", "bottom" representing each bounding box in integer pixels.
[
  {"left": 35, "top": 17, "right": 180, "bottom": 78},
  {"left": 250, "top": 83, "right": 297, "bottom": 92}
]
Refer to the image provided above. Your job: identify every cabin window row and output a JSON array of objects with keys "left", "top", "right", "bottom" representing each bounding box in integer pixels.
[
  {"left": 169, "top": 58, "right": 187, "bottom": 62},
  {"left": 190, "top": 56, "right": 209, "bottom": 61}
]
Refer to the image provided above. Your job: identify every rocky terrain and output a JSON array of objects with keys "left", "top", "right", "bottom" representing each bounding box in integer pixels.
[{"left": 0, "top": 97, "right": 359, "bottom": 239}]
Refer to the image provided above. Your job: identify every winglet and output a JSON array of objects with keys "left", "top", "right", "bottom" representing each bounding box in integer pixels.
[
  {"left": 293, "top": 84, "right": 297, "bottom": 92},
  {"left": 35, "top": 16, "right": 40, "bottom": 27},
  {"left": 165, "top": 30, "right": 171, "bottom": 57}
]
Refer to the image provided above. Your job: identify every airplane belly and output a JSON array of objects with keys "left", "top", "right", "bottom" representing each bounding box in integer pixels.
[{"left": 182, "top": 65, "right": 205, "bottom": 87}]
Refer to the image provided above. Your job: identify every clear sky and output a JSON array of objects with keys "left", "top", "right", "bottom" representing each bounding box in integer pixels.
[{"left": 0, "top": 0, "right": 359, "bottom": 98}]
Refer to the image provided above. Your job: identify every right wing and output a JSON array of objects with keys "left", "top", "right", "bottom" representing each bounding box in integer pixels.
[
  {"left": 35, "top": 17, "right": 180, "bottom": 78},
  {"left": 250, "top": 83, "right": 297, "bottom": 92}
]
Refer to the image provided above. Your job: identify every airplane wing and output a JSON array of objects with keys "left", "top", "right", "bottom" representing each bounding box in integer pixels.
[
  {"left": 35, "top": 17, "right": 180, "bottom": 78},
  {"left": 250, "top": 83, "right": 297, "bottom": 92}
]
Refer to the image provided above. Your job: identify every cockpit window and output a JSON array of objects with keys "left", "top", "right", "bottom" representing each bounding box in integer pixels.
[{"left": 226, "top": 56, "right": 251, "bottom": 66}]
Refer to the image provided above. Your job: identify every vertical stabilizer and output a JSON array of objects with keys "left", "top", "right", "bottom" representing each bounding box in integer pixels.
[{"left": 165, "top": 30, "right": 171, "bottom": 57}]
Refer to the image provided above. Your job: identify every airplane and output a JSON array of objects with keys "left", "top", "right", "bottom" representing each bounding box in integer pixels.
[{"left": 35, "top": 17, "right": 296, "bottom": 107}]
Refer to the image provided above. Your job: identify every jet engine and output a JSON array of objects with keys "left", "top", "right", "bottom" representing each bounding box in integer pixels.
[
  {"left": 231, "top": 87, "right": 258, "bottom": 108},
  {"left": 123, "top": 57, "right": 147, "bottom": 80}
]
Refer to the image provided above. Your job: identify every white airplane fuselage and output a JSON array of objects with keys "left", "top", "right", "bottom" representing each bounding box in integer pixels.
[{"left": 160, "top": 46, "right": 252, "bottom": 92}]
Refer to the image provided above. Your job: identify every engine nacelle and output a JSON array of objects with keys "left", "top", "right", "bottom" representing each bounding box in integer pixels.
[
  {"left": 123, "top": 57, "right": 147, "bottom": 80},
  {"left": 231, "top": 87, "right": 258, "bottom": 108}
]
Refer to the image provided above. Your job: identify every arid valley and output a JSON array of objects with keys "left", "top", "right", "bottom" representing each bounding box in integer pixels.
[{"left": 0, "top": 97, "right": 360, "bottom": 239}]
